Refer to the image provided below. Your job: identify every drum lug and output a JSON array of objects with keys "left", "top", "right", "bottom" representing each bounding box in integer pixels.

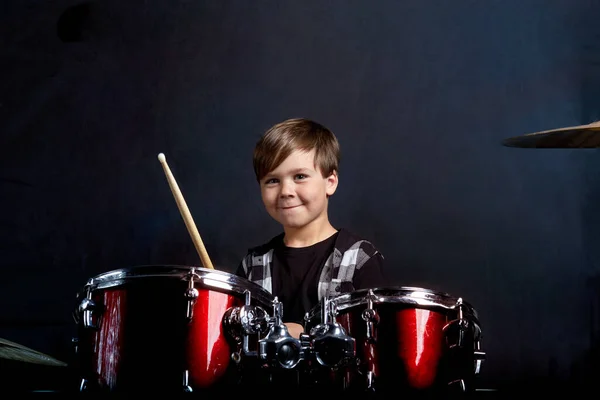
[
  {"left": 184, "top": 268, "right": 199, "bottom": 322},
  {"left": 77, "top": 285, "right": 100, "bottom": 329},
  {"left": 365, "top": 370, "right": 376, "bottom": 391},
  {"left": 71, "top": 337, "right": 78, "bottom": 355},
  {"left": 473, "top": 324, "right": 486, "bottom": 374},
  {"left": 361, "top": 289, "right": 379, "bottom": 343},
  {"left": 444, "top": 298, "right": 487, "bottom": 378},
  {"left": 231, "top": 351, "right": 242, "bottom": 364},
  {"left": 443, "top": 297, "right": 469, "bottom": 349},
  {"left": 182, "top": 370, "right": 193, "bottom": 392},
  {"left": 474, "top": 349, "right": 486, "bottom": 374}
]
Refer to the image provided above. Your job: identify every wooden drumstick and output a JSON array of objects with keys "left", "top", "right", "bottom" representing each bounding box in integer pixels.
[{"left": 158, "top": 153, "right": 215, "bottom": 270}]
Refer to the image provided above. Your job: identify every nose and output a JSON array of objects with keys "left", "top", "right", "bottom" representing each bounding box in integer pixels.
[{"left": 279, "top": 179, "right": 295, "bottom": 197}]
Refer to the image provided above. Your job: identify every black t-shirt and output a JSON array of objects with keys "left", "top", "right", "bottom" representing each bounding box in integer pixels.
[
  {"left": 271, "top": 232, "right": 338, "bottom": 324},
  {"left": 236, "top": 228, "right": 388, "bottom": 327}
]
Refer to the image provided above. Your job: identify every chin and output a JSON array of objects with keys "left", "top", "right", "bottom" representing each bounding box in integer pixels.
[{"left": 280, "top": 218, "right": 308, "bottom": 229}]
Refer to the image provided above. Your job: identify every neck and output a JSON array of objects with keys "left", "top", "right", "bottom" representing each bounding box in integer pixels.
[{"left": 283, "top": 219, "right": 337, "bottom": 248}]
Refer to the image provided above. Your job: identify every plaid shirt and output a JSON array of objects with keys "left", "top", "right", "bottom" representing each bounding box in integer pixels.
[{"left": 235, "top": 228, "right": 384, "bottom": 302}]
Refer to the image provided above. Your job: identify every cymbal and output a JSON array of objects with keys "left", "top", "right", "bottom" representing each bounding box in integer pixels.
[
  {"left": 502, "top": 120, "right": 600, "bottom": 148},
  {"left": 0, "top": 337, "right": 67, "bottom": 367}
]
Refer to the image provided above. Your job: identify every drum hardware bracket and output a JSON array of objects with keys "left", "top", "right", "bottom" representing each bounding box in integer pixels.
[
  {"left": 258, "top": 297, "right": 306, "bottom": 370},
  {"left": 474, "top": 350, "right": 486, "bottom": 375},
  {"left": 357, "top": 290, "right": 380, "bottom": 391},
  {"left": 307, "top": 296, "right": 357, "bottom": 368},
  {"left": 223, "top": 289, "right": 271, "bottom": 362},
  {"left": 472, "top": 325, "right": 485, "bottom": 375},
  {"left": 71, "top": 337, "right": 78, "bottom": 355},
  {"left": 322, "top": 296, "right": 335, "bottom": 324},
  {"left": 77, "top": 284, "right": 101, "bottom": 329},
  {"left": 184, "top": 268, "right": 200, "bottom": 322},
  {"left": 361, "top": 289, "right": 380, "bottom": 343},
  {"left": 310, "top": 322, "right": 356, "bottom": 368},
  {"left": 182, "top": 369, "right": 193, "bottom": 393},
  {"left": 239, "top": 290, "right": 270, "bottom": 335},
  {"left": 230, "top": 351, "right": 242, "bottom": 365},
  {"left": 259, "top": 324, "right": 304, "bottom": 369},
  {"left": 443, "top": 297, "right": 487, "bottom": 377},
  {"left": 447, "top": 378, "right": 467, "bottom": 392},
  {"left": 366, "top": 370, "right": 376, "bottom": 392},
  {"left": 443, "top": 297, "right": 469, "bottom": 349}
]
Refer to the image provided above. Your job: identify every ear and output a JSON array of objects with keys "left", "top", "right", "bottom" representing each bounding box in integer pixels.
[{"left": 325, "top": 170, "right": 338, "bottom": 196}]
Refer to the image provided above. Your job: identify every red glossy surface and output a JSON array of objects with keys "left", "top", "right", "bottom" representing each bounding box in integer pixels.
[
  {"left": 76, "top": 278, "right": 247, "bottom": 392},
  {"left": 395, "top": 308, "right": 445, "bottom": 388},
  {"left": 333, "top": 304, "right": 453, "bottom": 391},
  {"left": 91, "top": 290, "right": 127, "bottom": 389},
  {"left": 186, "top": 289, "right": 238, "bottom": 388}
]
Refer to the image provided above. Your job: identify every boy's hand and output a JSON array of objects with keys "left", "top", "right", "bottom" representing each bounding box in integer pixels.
[{"left": 284, "top": 322, "right": 304, "bottom": 339}]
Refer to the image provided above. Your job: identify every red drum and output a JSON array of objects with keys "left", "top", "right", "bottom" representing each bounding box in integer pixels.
[
  {"left": 73, "top": 265, "right": 275, "bottom": 393},
  {"left": 304, "top": 287, "right": 485, "bottom": 394}
]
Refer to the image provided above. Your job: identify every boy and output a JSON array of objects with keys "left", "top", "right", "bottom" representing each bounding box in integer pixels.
[{"left": 235, "top": 118, "right": 386, "bottom": 338}]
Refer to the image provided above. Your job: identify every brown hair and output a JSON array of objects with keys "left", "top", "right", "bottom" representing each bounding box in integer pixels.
[{"left": 253, "top": 118, "right": 340, "bottom": 182}]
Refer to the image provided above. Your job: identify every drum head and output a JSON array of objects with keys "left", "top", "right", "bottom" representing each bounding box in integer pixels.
[
  {"left": 77, "top": 265, "right": 274, "bottom": 308},
  {"left": 306, "top": 286, "right": 479, "bottom": 323}
]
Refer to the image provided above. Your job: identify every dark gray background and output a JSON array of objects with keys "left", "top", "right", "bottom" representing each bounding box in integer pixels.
[{"left": 2, "top": 0, "right": 600, "bottom": 392}]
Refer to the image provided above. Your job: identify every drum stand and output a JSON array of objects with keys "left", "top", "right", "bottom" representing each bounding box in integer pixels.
[{"left": 257, "top": 297, "right": 356, "bottom": 371}]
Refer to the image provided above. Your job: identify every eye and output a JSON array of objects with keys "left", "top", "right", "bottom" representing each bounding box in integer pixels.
[
  {"left": 295, "top": 174, "right": 307, "bottom": 180},
  {"left": 263, "top": 178, "right": 278, "bottom": 185}
]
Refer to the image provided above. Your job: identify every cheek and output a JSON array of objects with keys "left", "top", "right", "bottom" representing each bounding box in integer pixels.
[
  {"left": 302, "top": 186, "right": 325, "bottom": 202},
  {"left": 261, "top": 191, "right": 275, "bottom": 206}
]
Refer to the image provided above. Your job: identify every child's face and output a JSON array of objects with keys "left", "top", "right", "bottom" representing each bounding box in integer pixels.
[{"left": 259, "top": 149, "right": 338, "bottom": 231}]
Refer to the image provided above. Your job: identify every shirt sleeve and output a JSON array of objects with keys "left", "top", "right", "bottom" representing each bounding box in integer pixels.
[
  {"left": 234, "top": 255, "right": 249, "bottom": 278},
  {"left": 352, "top": 251, "right": 387, "bottom": 290}
]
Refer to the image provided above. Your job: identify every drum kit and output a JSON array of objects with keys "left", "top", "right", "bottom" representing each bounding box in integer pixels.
[
  {"left": 69, "top": 265, "right": 484, "bottom": 395},
  {"left": 2, "top": 122, "right": 598, "bottom": 394}
]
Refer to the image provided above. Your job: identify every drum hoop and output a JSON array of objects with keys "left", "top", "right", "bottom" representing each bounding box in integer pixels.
[
  {"left": 78, "top": 265, "right": 274, "bottom": 307},
  {"left": 308, "top": 286, "right": 479, "bottom": 321}
]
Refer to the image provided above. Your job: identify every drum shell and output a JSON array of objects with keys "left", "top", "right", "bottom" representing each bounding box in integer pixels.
[
  {"left": 74, "top": 265, "right": 274, "bottom": 393},
  {"left": 304, "top": 287, "right": 483, "bottom": 393}
]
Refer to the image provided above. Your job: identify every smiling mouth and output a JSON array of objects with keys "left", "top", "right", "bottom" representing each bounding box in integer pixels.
[{"left": 280, "top": 205, "right": 301, "bottom": 210}]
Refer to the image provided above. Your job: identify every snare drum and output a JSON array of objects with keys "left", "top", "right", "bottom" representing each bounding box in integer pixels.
[
  {"left": 72, "top": 265, "right": 275, "bottom": 393},
  {"left": 304, "top": 286, "right": 485, "bottom": 394}
]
